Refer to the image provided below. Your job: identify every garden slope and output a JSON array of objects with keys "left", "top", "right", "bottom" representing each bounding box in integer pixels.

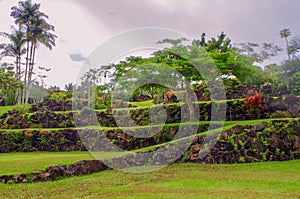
[{"left": 1, "top": 119, "right": 300, "bottom": 184}]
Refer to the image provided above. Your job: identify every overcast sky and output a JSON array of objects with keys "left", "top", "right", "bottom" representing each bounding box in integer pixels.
[{"left": 0, "top": 0, "right": 300, "bottom": 88}]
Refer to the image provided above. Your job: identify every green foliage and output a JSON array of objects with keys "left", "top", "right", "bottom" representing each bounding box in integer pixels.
[
  {"left": 228, "top": 133, "right": 238, "bottom": 150},
  {"left": 260, "top": 149, "right": 269, "bottom": 161},
  {"left": 238, "top": 140, "right": 246, "bottom": 148},
  {"left": 0, "top": 63, "right": 20, "bottom": 105},
  {"left": 280, "top": 59, "right": 300, "bottom": 94},
  {"left": 29, "top": 82, "right": 47, "bottom": 103},
  {"left": 13, "top": 104, "right": 31, "bottom": 115},
  {"left": 94, "top": 103, "right": 107, "bottom": 110},
  {"left": 49, "top": 92, "right": 68, "bottom": 102},
  {"left": 193, "top": 32, "right": 232, "bottom": 52},
  {"left": 289, "top": 71, "right": 300, "bottom": 94},
  {"left": 234, "top": 65, "right": 266, "bottom": 85},
  {"left": 64, "top": 83, "right": 75, "bottom": 98},
  {"left": 238, "top": 156, "right": 245, "bottom": 163}
]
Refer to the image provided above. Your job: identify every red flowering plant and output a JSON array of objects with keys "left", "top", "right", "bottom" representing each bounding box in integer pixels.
[{"left": 243, "top": 93, "right": 263, "bottom": 119}]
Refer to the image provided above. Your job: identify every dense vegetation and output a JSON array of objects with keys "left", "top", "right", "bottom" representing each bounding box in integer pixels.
[{"left": 0, "top": 0, "right": 299, "bottom": 199}]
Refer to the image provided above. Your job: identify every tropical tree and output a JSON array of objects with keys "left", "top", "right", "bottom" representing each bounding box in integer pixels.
[
  {"left": 192, "top": 32, "right": 236, "bottom": 76},
  {"left": 234, "top": 42, "right": 282, "bottom": 64},
  {"left": 264, "top": 64, "right": 281, "bottom": 93},
  {"left": 234, "top": 65, "right": 266, "bottom": 85},
  {"left": 289, "top": 36, "right": 300, "bottom": 58},
  {"left": 154, "top": 34, "right": 234, "bottom": 120},
  {"left": 0, "top": 27, "right": 26, "bottom": 103},
  {"left": 48, "top": 85, "right": 60, "bottom": 93},
  {"left": 26, "top": 17, "right": 56, "bottom": 102},
  {"left": 64, "top": 83, "right": 75, "bottom": 98},
  {"left": 10, "top": 0, "right": 56, "bottom": 104},
  {"left": 280, "top": 58, "right": 300, "bottom": 93},
  {"left": 232, "top": 42, "right": 282, "bottom": 85},
  {"left": 0, "top": 63, "right": 19, "bottom": 105},
  {"left": 28, "top": 80, "right": 46, "bottom": 103},
  {"left": 106, "top": 33, "right": 235, "bottom": 120},
  {"left": 0, "top": 27, "right": 25, "bottom": 80},
  {"left": 279, "top": 28, "right": 292, "bottom": 60}
]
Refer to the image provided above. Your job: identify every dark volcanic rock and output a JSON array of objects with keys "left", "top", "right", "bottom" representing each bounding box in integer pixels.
[{"left": 66, "top": 160, "right": 107, "bottom": 176}]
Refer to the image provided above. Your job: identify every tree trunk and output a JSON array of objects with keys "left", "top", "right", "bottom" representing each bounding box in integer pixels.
[
  {"left": 15, "top": 56, "right": 20, "bottom": 104},
  {"left": 15, "top": 53, "right": 23, "bottom": 104},
  {"left": 184, "top": 79, "right": 196, "bottom": 121},
  {"left": 87, "top": 82, "right": 91, "bottom": 107},
  {"left": 22, "top": 40, "right": 30, "bottom": 104},
  {"left": 17, "top": 53, "right": 22, "bottom": 104},
  {"left": 26, "top": 43, "right": 36, "bottom": 104},
  {"left": 285, "top": 37, "right": 290, "bottom": 61}
]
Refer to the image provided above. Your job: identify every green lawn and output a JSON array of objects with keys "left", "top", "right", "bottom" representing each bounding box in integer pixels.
[
  {"left": 0, "top": 106, "right": 16, "bottom": 116},
  {"left": 1, "top": 160, "right": 300, "bottom": 198},
  {"left": 0, "top": 104, "right": 31, "bottom": 116},
  {"left": 0, "top": 152, "right": 94, "bottom": 175},
  {"left": 0, "top": 152, "right": 136, "bottom": 176},
  {"left": 128, "top": 100, "right": 154, "bottom": 108}
]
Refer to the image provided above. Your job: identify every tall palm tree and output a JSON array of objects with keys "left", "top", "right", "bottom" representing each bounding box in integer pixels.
[
  {"left": 0, "top": 27, "right": 26, "bottom": 103},
  {"left": 10, "top": 0, "right": 56, "bottom": 104},
  {"left": 279, "top": 28, "right": 292, "bottom": 60},
  {"left": 0, "top": 28, "right": 26, "bottom": 80},
  {"left": 25, "top": 17, "right": 56, "bottom": 103},
  {"left": 11, "top": 0, "right": 42, "bottom": 104}
]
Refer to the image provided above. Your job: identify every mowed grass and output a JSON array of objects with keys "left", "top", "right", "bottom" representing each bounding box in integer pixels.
[
  {"left": 0, "top": 152, "right": 134, "bottom": 176},
  {"left": 0, "top": 104, "right": 31, "bottom": 116},
  {"left": 127, "top": 100, "right": 154, "bottom": 108},
  {"left": 1, "top": 160, "right": 300, "bottom": 199},
  {"left": 0, "top": 152, "right": 94, "bottom": 175}
]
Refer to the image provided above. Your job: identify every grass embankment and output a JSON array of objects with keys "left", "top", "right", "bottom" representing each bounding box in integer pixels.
[
  {"left": 1, "top": 118, "right": 295, "bottom": 133},
  {"left": 0, "top": 160, "right": 300, "bottom": 198},
  {"left": 0, "top": 104, "right": 31, "bottom": 116},
  {"left": 0, "top": 152, "right": 94, "bottom": 176}
]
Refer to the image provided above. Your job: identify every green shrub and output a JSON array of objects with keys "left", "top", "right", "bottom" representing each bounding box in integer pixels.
[
  {"left": 95, "top": 103, "right": 107, "bottom": 110},
  {"left": 14, "top": 104, "right": 31, "bottom": 114},
  {"left": 49, "top": 92, "right": 68, "bottom": 102},
  {"left": 239, "top": 157, "right": 245, "bottom": 163}
]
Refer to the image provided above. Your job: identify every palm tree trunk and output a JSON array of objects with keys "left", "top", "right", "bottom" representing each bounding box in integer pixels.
[
  {"left": 22, "top": 40, "right": 30, "bottom": 104},
  {"left": 285, "top": 37, "right": 290, "bottom": 60},
  {"left": 26, "top": 43, "right": 36, "bottom": 104},
  {"left": 15, "top": 56, "right": 20, "bottom": 104},
  {"left": 17, "top": 52, "right": 22, "bottom": 104}
]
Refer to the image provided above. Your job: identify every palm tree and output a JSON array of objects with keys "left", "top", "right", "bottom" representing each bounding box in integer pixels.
[
  {"left": 0, "top": 27, "right": 26, "bottom": 103},
  {"left": 11, "top": 1, "right": 43, "bottom": 103},
  {"left": 10, "top": 0, "right": 56, "bottom": 104},
  {"left": 25, "top": 17, "right": 56, "bottom": 103},
  {"left": 0, "top": 28, "right": 25, "bottom": 80},
  {"left": 0, "top": 63, "right": 19, "bottom": 105},
  {"left": 279, "top": 28, "right": 292, "bottom": 60},
  {"left": 64, "top": 83, "right": 75, "bottom": 97}
]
